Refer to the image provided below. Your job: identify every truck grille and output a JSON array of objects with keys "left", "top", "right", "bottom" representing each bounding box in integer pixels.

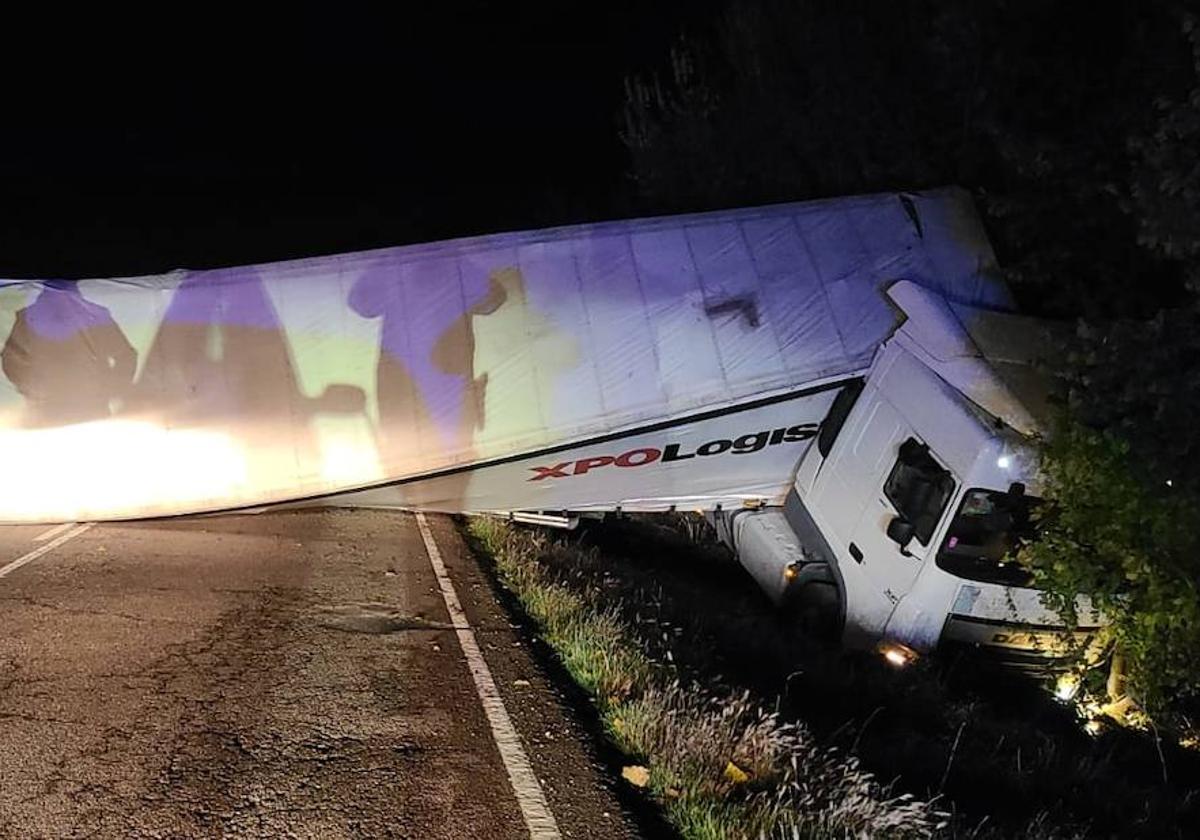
[{"left": 941, "top": 614, "right": 1099, "bottom": 674}]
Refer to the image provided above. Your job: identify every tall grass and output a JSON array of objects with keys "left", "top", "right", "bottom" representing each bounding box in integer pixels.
[{"left": 468, "top": 516, "right": 945, "bottom": 839}]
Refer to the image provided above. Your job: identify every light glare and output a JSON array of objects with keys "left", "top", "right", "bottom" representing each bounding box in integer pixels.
[
  {"left": 1054, "top": 673, "right": 1080, "bottom": 702},
  {"left": 0, "top": 421, "right": 246, "bottom": 521},
  {"left": 878, "top": 641, "right": 918, "bottom": 668}
]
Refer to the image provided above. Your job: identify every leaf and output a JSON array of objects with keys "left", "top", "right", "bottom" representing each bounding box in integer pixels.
[
  {"left": 723, "top": 761, "right": 750, "bottom": 785},
  {"left": 622, "top": 765, "right": 650, "bottom": 788}
]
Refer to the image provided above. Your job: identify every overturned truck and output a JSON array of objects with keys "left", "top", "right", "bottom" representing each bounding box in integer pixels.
[{"left": 0, "top": 187, "right": 1099, "bottom": 665}]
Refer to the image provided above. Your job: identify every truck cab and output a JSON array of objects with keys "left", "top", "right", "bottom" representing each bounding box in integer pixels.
[
  {"left": 797, "top": 339, "right": 1099, "bottom": 664},
  {"left": 718, "top": 281, "right": 1103, "bottom": 667}
]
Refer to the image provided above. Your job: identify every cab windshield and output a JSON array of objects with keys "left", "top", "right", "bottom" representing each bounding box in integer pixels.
[{"left": 936, "top": 487, "right": 1040, "bottom": 587}]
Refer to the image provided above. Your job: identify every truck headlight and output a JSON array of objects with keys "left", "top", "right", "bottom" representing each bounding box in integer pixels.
[
  {"left": 877, "top": 640, "right": 919, "bottom": 668},
  {"left": 1054, "top": 672, "right": 1081, "bottom": 702}
]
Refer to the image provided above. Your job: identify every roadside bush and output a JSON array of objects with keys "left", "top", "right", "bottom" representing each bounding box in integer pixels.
[{"left": 1019, "top": 417, "right": 1200, "bottom": 720}]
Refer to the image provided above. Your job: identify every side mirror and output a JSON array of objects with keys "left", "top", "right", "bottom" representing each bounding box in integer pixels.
[{"left": 886, "top": 516, "right": 917, "bottom": 553}]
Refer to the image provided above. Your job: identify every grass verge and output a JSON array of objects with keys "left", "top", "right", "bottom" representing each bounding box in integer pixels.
[
  {"left": 550, "top": 514, "right": 1200, "bottom": 838},
  {"left": 467, "top": 516, "right": 944, "bottom": 839}
]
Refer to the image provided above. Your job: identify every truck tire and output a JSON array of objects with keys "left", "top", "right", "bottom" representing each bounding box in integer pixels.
[{"left": 792, "top": 581, "right": 841, "bottom": 642}]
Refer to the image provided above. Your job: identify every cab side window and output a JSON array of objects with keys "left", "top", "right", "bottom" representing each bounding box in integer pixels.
[{"left": 883, "top": 438, "right": 956, "bottom": 545}]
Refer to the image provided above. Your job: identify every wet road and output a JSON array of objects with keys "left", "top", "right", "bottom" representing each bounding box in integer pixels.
[{"left": 0, "top": 509, "right": 641, "bottom": 839}]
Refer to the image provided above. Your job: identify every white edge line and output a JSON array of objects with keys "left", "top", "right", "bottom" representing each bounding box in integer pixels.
[
  {"left": 34, "top": 522, "right": 76, "bottom": 543},
  {"left": 0, "top": 523, "right": 93, "bottom": 580},
  {"left": 414, "top": 512, "right": 562, "bottom": 840}
]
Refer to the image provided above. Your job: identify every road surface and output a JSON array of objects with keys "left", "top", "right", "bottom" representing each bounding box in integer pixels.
[{"left": 0, "top": 509, "right": 643, "bottom": 839}]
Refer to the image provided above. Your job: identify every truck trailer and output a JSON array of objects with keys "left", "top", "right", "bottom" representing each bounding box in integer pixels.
[{"left": 0, "top": 187, "right": 1099, "bottom": 664}]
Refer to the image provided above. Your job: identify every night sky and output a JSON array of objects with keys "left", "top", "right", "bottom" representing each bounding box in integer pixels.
[{"left": 0, "top": 2, "right": 718, "bottom": 278}]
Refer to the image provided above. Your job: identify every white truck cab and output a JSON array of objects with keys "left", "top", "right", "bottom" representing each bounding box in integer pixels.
[{"left": 714, "top": 281, "right": 1103, "bottom": 667}]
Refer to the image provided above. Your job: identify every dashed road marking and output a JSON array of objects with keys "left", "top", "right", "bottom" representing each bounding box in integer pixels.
[
  {"left": 414, "top": 512, "right": 561, "bottom": 840},
  {"left": 0, "top": 523, "right": 93, "bottom": 580},
  {"left": 34, "top": 522, "right": 76, "bottom": 543}
]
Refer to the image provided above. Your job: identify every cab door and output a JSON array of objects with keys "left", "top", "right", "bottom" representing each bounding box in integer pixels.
[
  {"left": 857, "top": 432, "right": 957, "bottom": 617},
  {"left": 842, "top": 400, "right": 917, "bottom": 628},
  {"left": 804, "top": 395, "right": 913, "bottom": 638},
  {"left": 803, "top": 387, "right": 957, "bottom": 640},
  {"left": 841, "top": 400, "right": 957, "bottom": 636}
]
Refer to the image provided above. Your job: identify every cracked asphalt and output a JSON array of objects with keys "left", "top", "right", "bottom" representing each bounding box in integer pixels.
[{"left": 0, "top": 509, "right": 644, "bottom": 839}]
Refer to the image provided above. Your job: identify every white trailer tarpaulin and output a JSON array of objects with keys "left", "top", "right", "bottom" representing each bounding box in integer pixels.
[{"left": 0, "top": 188, "right": 1010, "bottom": 523}]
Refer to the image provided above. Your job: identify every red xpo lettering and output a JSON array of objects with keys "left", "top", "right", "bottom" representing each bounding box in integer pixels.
[
  {"left": 614, "top": 447, "right": 660, "bottom": 467},
  {"left": 525, "top": 423, "right": 819, "bottom": 482},
  {"left": 572, "top": 455, "right": 614, "bottom": 475},
  {"left": 528, "top": 462, "right": 571, "bottom": 481}
]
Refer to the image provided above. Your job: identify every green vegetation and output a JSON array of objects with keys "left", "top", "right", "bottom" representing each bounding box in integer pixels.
[
  {"left": 468, "top": 516, "right": 942, "bottom": 839},
  {"left": 1022, "top": 402, "right": 1200, "bottom": 722}
]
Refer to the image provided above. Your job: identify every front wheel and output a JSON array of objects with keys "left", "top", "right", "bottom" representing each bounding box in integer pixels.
[{"left": 790, "top": 580, "right": 841, "bottom": 642}]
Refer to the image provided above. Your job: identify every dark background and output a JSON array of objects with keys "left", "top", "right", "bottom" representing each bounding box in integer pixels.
[
  {"left": 0, "top": 2, "right": 717, "bottom": 277},
  {"left": 4, "top": 0, "right": 1194, "bottom": 320},
  {"left": 4, "top": 4, "right": 1200, "bottom": 835}
]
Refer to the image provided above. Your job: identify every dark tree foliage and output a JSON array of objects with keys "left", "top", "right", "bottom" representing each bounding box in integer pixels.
[
  {"left": 1023, "top": 421, "right": 1200, "bottom": 716},
  {"left": 1027, "top": 17, "right": 1200, "bottom": 716},
  {"left": 623, "top": 1, "right": 1200, "bottom": 715},
  {"left": 623, "top": 0, "right": 1193, "bottom": 319},
  {"left": 1129, "top": 15, "right": 1200, "bottom": 293}
]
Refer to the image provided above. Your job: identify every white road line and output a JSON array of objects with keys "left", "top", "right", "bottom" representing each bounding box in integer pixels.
[
  {"left": 0, "top": 523, "right": 93, "bottom": 580},
  {"left": 34, "top": 522, "right": 76, "bottom": 543},
  {"left": 414, "top": 512, "right": 561, "bottom": 840}
]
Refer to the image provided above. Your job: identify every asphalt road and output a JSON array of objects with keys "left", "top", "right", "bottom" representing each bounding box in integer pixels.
[{"left": 0, "top": 509, "right": 643, "bottom": 839}]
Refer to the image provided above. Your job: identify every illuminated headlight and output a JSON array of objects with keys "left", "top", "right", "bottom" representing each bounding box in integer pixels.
[
  {"left": 996, "top": 455, "right": 1012, "bottom": 470},
  {"left": 783, "top": 562, "right": 800, "bottom": 582},
  {"left": 877, "top": 640, "right": 919, "bottom": 668},
  {"left": 1054, "top": 672, "right": 1081, "bottom": 702}
]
